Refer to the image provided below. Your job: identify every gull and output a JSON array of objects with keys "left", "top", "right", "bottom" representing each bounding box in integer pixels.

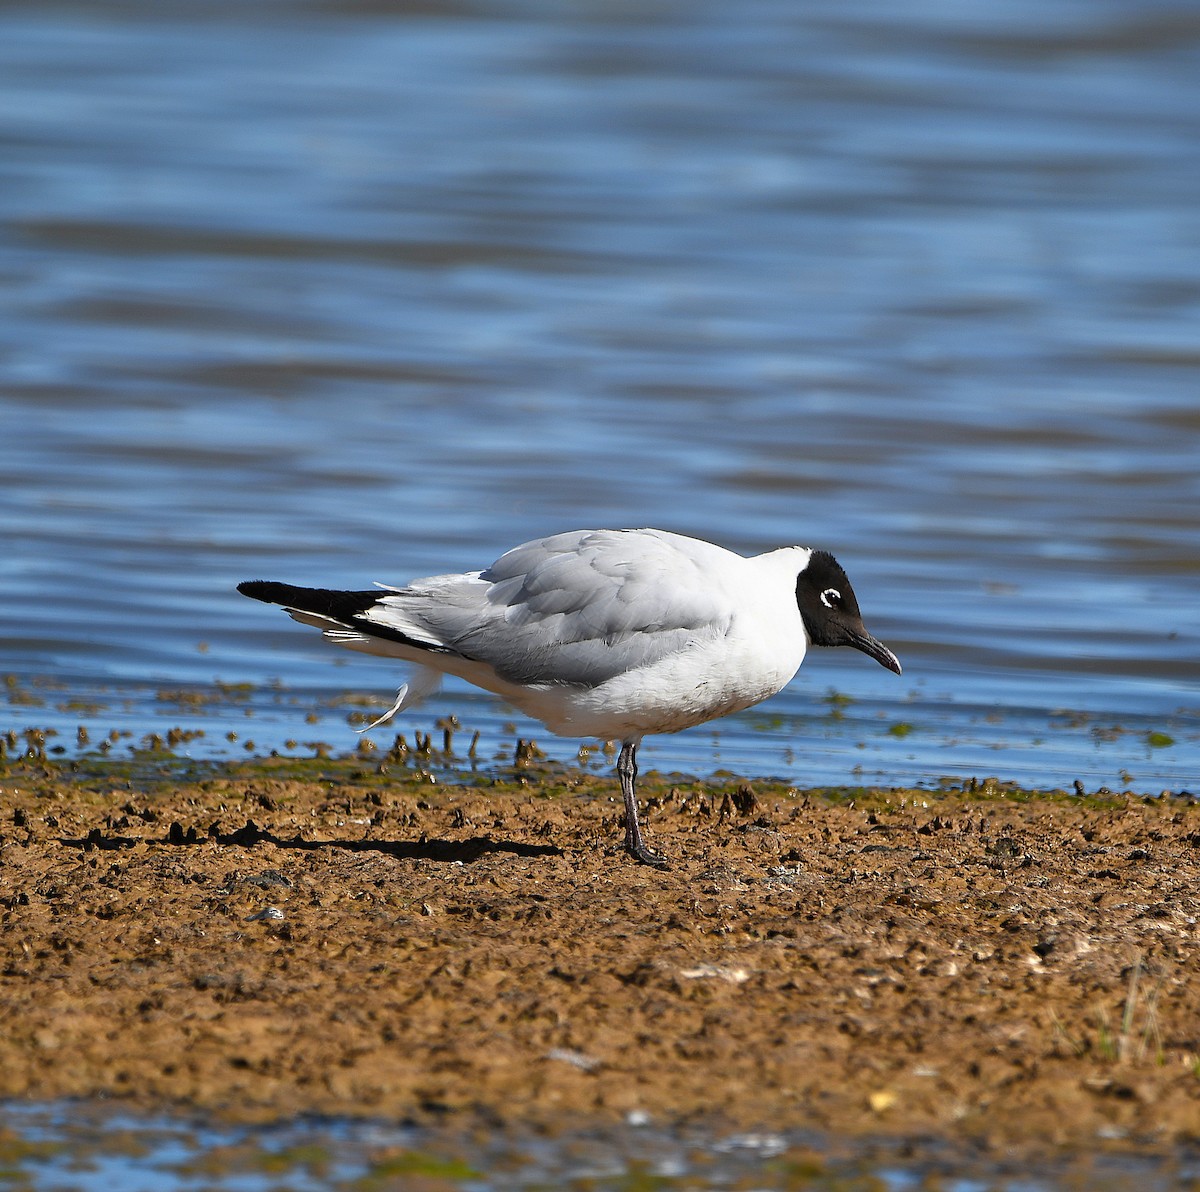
[{"left": 238, "top": 528, "right": 901, "bottom": 866}]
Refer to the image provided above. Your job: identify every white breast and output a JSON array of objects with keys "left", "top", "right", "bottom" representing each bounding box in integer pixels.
[{"left": 499, "top": 544, "right": 811, "bottom": 740}]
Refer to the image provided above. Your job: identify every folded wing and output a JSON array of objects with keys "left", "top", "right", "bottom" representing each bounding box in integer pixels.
[{"left": 359, "top": 529, "right": 734, "bottom": 687}]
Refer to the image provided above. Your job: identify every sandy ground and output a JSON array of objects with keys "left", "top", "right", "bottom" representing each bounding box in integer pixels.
[{"left": 2, "top": 749, "right": 1199, "bottom": 1161}]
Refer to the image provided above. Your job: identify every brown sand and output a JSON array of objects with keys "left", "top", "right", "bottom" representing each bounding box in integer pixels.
[{"left": 2, "top": 753, "right": 1199, "bottom": 1157}]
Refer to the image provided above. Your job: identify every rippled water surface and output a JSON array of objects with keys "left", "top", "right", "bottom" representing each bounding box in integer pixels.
[
  {"left": 2, "top": 0, "right": 1198, "bottom": 790},
  {"left": 2, "top": 1102, "right": 1196, "bottom": 1191}
]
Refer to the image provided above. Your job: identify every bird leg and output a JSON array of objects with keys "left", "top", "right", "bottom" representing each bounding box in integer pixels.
[{"left": 617, "top": 740, "right": 668, "bottom": 868}]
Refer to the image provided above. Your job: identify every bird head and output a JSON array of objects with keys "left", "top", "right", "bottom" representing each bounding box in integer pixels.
[{"left": 795, "top": 550, "right": 902, "bottom": 675}]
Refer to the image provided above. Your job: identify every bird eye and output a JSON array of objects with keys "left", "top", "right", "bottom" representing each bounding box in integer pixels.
[{"left": 820, "top": 588, "right": 841, "bottom": 609}]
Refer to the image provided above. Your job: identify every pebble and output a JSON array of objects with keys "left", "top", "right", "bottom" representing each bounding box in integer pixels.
[{"left": 245, "top": 906, "right": 285, "bottom": 922}]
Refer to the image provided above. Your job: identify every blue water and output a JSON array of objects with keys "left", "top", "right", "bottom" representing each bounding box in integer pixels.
[
  {"left": 1, "top": 1102, "right": 1194, "bottom": 1191},
  {"left": 2, "top": 0, "right": 1198, "bottom": 791}
]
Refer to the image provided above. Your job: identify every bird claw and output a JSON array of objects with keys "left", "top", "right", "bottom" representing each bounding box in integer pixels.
[{"left": 626, "top": 839, "right": 670, "bottom": 868}]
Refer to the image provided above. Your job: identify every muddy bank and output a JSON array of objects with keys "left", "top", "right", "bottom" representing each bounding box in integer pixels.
[{"left": 2, "top": 753, "right": 1199, "bottom": 1158}]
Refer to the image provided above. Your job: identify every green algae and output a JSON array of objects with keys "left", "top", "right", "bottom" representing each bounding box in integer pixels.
[
  {"left": 351, "top": 1148, "right": 481, "bottom": 1187},
  {"left": 0, "top": 737, "right": 1188, "bottom": 817}
]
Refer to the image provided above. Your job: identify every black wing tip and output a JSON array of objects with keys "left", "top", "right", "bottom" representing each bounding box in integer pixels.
[
  {"left": 236, "top": 581, "right": 383, "bottom": 622},
  {"left": 237, "top": 580, "right": 457, "bottom": 658},
  {"left": 238, "top": 580, "right": 292, "bottom": 604}
]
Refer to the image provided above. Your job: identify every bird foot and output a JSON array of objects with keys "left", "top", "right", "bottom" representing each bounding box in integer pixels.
[{"left": 625, "top": 839, "right": 670, "bottom": 868}]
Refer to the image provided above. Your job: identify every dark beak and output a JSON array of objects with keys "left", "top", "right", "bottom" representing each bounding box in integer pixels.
[{"left": 846, "top": 628, "right": 902, "bottom": 675}]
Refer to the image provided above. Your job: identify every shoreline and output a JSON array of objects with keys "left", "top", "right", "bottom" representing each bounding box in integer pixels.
[{"left": 2, "top": 753, "right": 1199, "bottom": 1160}]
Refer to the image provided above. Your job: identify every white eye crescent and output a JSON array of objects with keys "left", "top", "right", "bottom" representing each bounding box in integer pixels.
[{"left": 821, "top": 588, "right": 841, "bottom": 609}]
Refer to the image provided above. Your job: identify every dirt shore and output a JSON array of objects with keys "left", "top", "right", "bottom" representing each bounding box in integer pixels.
[{"left": 2, "top": 749, "right": 1199, "bottom": 1159}]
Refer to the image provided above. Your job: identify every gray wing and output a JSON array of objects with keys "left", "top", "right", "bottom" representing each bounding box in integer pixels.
[{"left": 370, "top": 529, "right": 733, "bottom": 687}]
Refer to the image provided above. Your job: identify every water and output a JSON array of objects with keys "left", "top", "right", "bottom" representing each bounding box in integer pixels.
[
  {"left": 2, "top": 0, "right": 1198, "bottom": 793},
  {"left": 2, "top": 1102, "right": 1195, "bottom": 1190}
]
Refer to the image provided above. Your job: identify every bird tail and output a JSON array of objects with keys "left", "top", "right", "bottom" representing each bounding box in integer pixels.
[{"left": 236, "top": 579, "right": 445, "bottom": 723}]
